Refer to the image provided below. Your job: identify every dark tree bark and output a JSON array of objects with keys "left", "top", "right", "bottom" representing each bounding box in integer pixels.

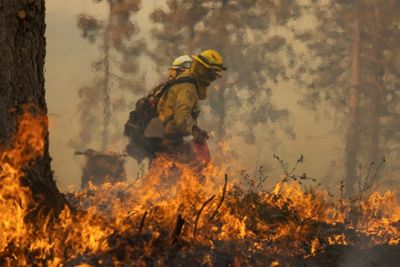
[{"left": 0, "top": 0, "right": 66, "bottom": 215}]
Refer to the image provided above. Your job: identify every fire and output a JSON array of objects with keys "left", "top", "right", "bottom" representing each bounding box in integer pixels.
[
  {"left": 327, "top": 234, "right": 347, "bottom": 245},
  {"left": 0, "top": 112, "right": 46, "bottom": 254},
  {"left": 1, "top": 111, "right": 400, "bottom": 265},
  {"left": 310, "top": 238, "right": 320, "bottom": 255}
]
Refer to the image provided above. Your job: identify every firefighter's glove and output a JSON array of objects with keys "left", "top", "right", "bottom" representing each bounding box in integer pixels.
[{"left": 192, "top": 125, "right": 209, "bottom": 144}]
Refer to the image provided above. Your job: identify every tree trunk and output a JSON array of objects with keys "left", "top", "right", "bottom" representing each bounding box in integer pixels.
[
  {"left": 101, "top": 2, "right": 112, "bottom": 151},
  {"left": 0, "top": 0, "right": 66, "bottom": 216},
  {"left": 366, "top": 0, "right": 384, "bottom": 181},
  {"left": 208, "top": 80, "right": 226, "bottom": 142},
  {"left": 344, "top": 9, "right": 361, "bottom": 196},
  {"left": 216, "top": 86, "right": 226, "bottom": 141}
]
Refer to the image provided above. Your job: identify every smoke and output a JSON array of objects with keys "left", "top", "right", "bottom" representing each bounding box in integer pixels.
[
  {"left": 294, "top": 0, "right": 400, "bottom": 193},
  {"left": 149, "top": 0, "right": 301, "bottom": 151},
  {"left": 59, "top": 0, "right": 400, "bottom": 191},
  {"left": 338, "top": 245, "right": 400, "bottom": 267},
  {"left": 72, "top": 0, "right": 302, "bottom": 154}
]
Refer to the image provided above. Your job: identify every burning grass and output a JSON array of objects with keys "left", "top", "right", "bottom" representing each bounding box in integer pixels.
[{"left": 1, "top": 114, "right": 400, "bottom": 266}]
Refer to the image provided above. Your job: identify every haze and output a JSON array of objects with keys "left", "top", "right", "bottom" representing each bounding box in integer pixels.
[{"left": 46, "top": 0, "right": 342, "bottom": 191}]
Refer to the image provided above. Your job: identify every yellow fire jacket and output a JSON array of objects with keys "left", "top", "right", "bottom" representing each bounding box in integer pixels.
[{"left": 157, "top": 70, "right": 202, "bottom": 138}]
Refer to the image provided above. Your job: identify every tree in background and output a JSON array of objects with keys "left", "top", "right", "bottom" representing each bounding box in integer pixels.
[
  {"left": 150, "top": 0, "right": 300, "bottom": 154},
  {"left": 295, "top": 0, "right": 400, "bottom": 195},
  {"left": 73, "top": 0, "right": 144, "bottom": 151},
  {"left": 362, "top": 0, "right": 400, "bottom": 184}
]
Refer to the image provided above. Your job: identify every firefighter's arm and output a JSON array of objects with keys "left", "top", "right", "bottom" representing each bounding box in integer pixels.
[{"left": 165, "top": 85, "right": 198, "bottom": 136}]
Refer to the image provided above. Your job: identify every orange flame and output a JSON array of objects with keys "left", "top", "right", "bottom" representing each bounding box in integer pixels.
[{"left": 1, "top": 113, "right": 400, "bottom": 265}]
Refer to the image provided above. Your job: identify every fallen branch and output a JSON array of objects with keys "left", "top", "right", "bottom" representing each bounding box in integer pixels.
[
  {"left": 209, "top": 174, "right": 228, "bottom": 222},
  {"left": 193, "top": 195, "right": 215, "bottom": 239}
]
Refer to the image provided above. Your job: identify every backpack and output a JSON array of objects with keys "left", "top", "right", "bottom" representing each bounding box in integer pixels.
[{"left": 124, "top": 76, "right": 198, "bottom": 138}]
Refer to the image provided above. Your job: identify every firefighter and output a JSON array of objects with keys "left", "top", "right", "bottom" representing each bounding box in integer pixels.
[
  {"left": 168, "top": 55, "right": 193, "bottom": 80},
  {"left": 125, "top": 55, "right": 194, "bottom": 162},
  {"left": 157, "top": 49, "right": 226, "bottom": 156}
]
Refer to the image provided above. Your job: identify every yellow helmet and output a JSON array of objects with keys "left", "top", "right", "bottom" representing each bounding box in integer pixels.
[{"left": 193, "top": 49, "right": 227, "bottom": 76}]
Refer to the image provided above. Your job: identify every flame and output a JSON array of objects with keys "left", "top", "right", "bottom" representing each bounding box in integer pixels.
[
  {"left": 0, "top": 112, "right": 46, "bottom": 254},
  {"left": 1, "top": 112, "right": 400, "bottom": 265},
  {"left": 328, "top": 234, "right": 347, "bottom": 245},
  {"left": 310, "top": 238, "right": 320, "bottom": 255}
]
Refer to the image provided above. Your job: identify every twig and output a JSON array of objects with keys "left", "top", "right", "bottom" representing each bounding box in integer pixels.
[
  {"left": 193, "top": 195, "right": 216, "bottom": 239},
  {"left": 126, "top": 210, "right": 138, "bottom": 218},
  {"left": 257, "top": 166, "right": 268, "bottom": 190},
  {"left": 365, "top": 162, "right": 375, "bottom": 184},
  {"left": 339, "top": 179, "right": 345, "bottom": 210},
  {"left": 358, "top": 157, "right": 386, "bottom": 200},
  {"left": 370, "top": 157, "right": 386, "bottom": 187},
  {"left": 289, "top": 154, "right": 304, "bottom": 176},
  {"left": 358, "top": 162, "right": 374, "bottom": 198},
  {"left": 138, "top": 211, "right": 148, "bottom": 234},
  {"left": 170, "top": 214, "right": 185, "bottom": 245},
  {"left": 273, "top": 153, "right": 289, "bottom": 176},
  {"left": 209, "top": 174, "right": 228, "bottom": 222}
]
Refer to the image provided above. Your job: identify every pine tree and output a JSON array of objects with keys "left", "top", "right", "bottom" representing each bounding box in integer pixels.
[
  {"left": 295, "top": 0, "right": 400, "bottom": 195},
  {"left": 74, "top": 0, "right": 144, "bottom": 150},
  {"left": 364, "top": 0, "right": 400, "bottom": 185}
]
